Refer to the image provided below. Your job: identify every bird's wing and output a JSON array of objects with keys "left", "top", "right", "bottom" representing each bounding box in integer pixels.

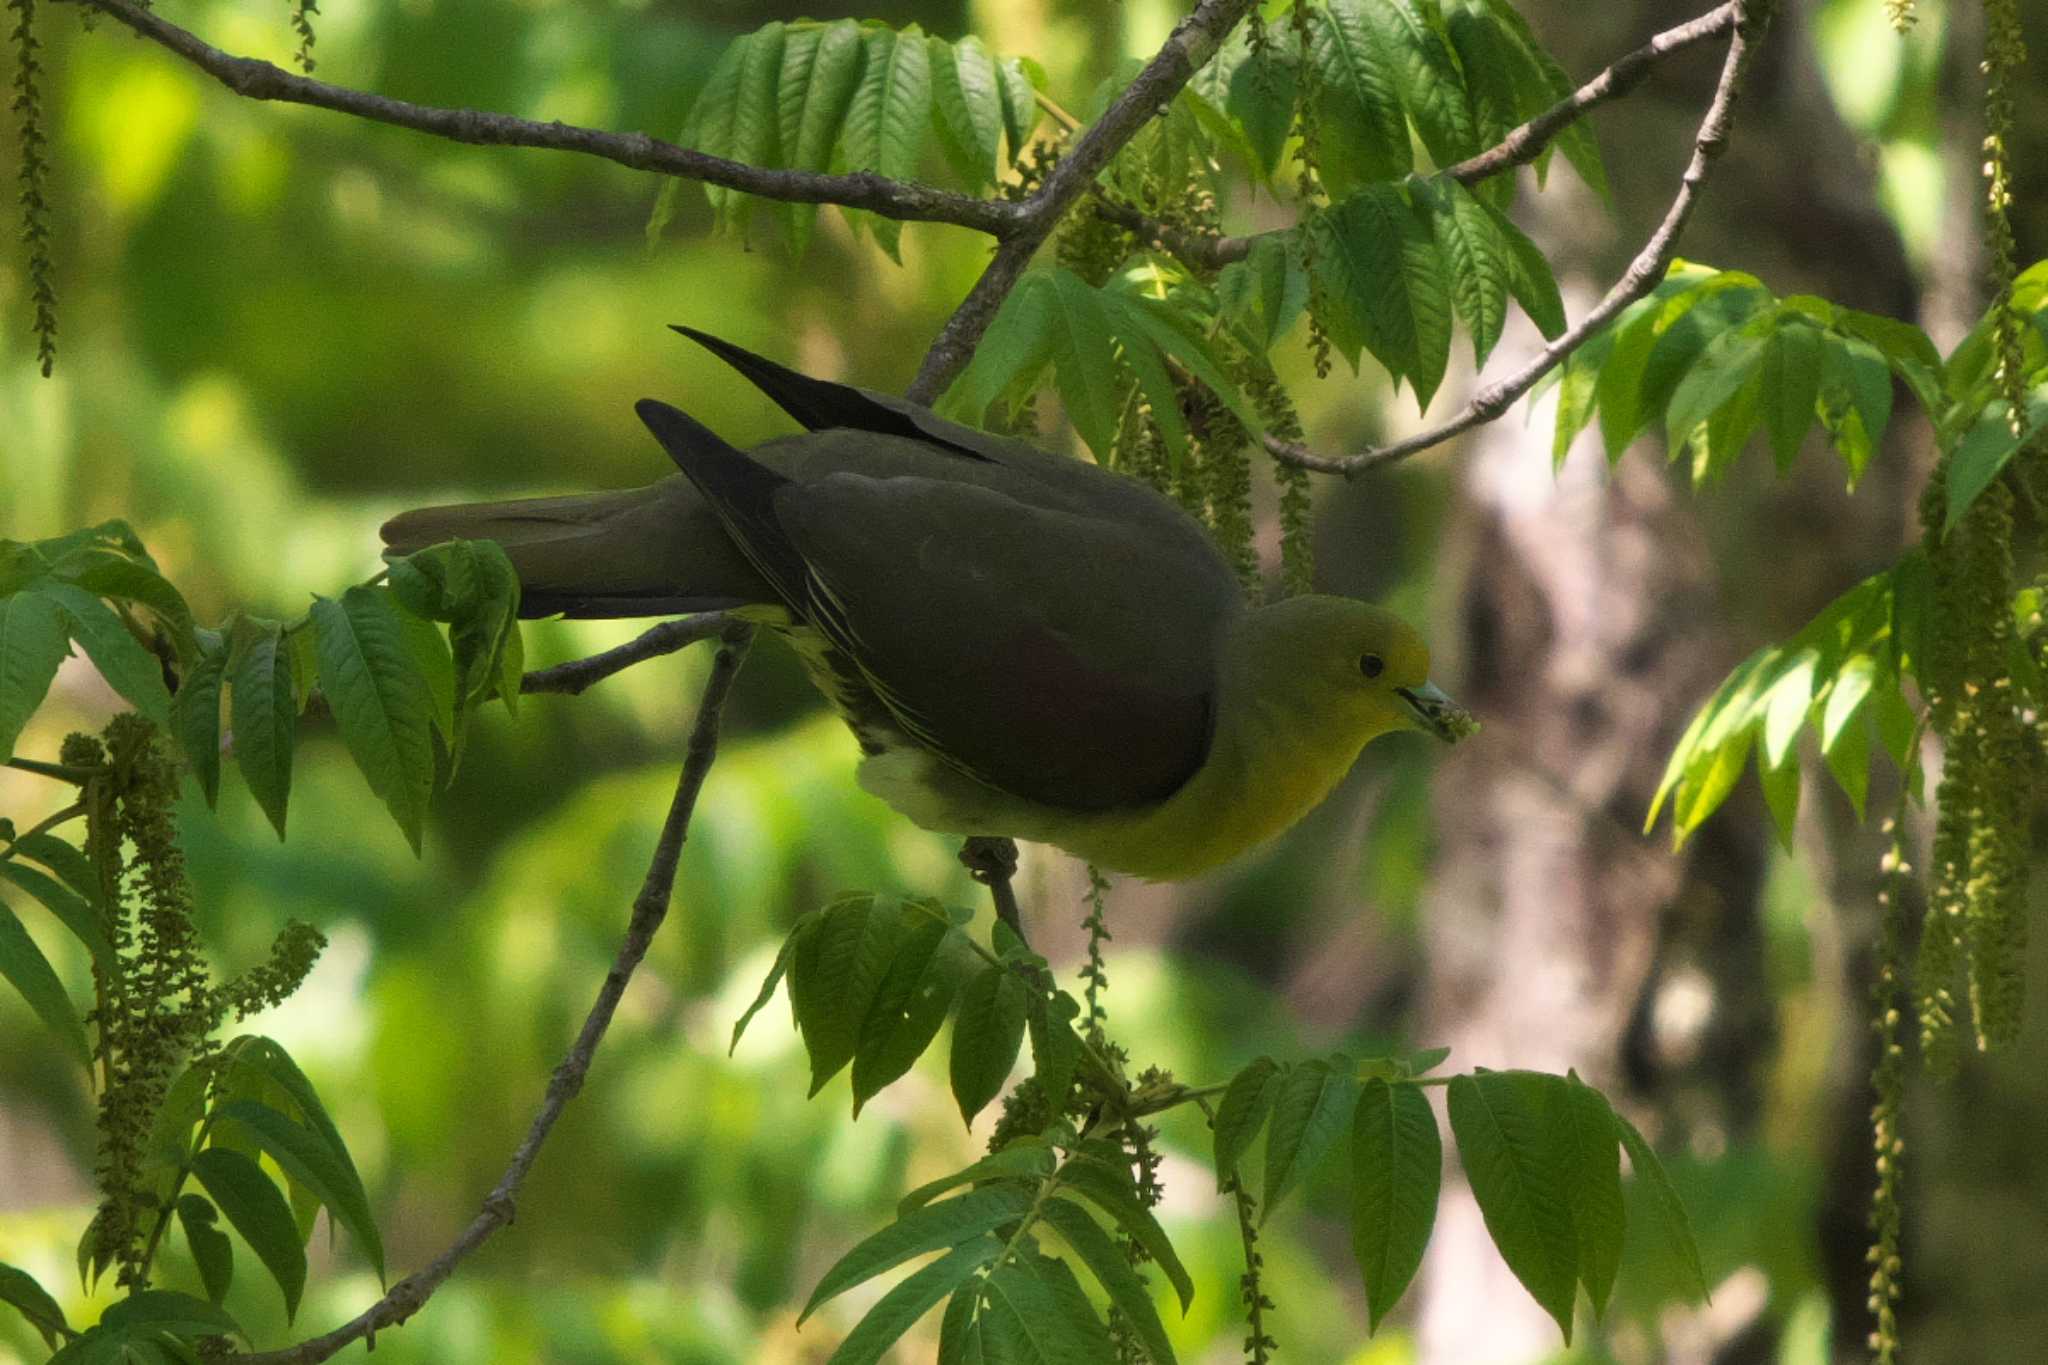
[{"left": 773, "top": 472, "right": 1236, "bottom": 812}]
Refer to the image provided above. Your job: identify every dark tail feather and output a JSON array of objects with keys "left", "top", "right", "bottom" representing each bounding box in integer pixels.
[
  {"left": 634, "top": 399, "right": 811, "bottom": 608},
  {"left": 380, "top": 476, "right": 771, "bottom": 620}
]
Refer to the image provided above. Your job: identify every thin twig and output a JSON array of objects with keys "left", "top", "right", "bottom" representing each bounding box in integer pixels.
[
  {"left": 234, "top": 624, "right": 755, "bottom": 1365},
  {"left": 1267, "top": 0, "right": 1768, "bottom": 476},
  {"left": 73, "top": 0, "right": 1022, "bottom": 237},
  {"left": 906, "top": 0, "right": 1258, "bottom": 401},
  {"left": 520, "top": 612, "right": 738, "bottom": 696},
  {"left": 1092, "top": 3, "right": 1740, "bottom": 276},
  {"left": 4, "top": 756, "right": 106, "bottom": 782}
]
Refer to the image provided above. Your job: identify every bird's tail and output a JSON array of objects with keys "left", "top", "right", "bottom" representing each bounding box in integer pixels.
[{"left": 380, "top": 474, "right": 774, "bottom": 619}]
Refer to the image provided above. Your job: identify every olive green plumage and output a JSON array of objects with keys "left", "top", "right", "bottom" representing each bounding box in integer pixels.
[{"left": 383, "top": 328, "right": 1465, "bottom": 879}]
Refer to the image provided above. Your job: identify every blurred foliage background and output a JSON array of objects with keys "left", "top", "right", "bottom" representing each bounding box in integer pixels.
[{"left": 2, "top": 0, "right": 2045, "bottom": 1362}]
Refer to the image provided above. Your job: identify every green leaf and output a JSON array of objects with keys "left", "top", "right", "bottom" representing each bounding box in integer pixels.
[
  {"left": 1665, "top": 327, "right": 1769, "bottom": 455},
  {"left": 1446, "top": 1071, "right": 1579, "bottom": 1341},
  {"left": 1309, "top": 186, "right": 1455, "bottom": 405},
  {"left": 852, "top": 912, "right": 966, "bottom": 1112},
  {"left": 1421, "top": 179, "right": 1511, "bottom": 365},
  {"left": 1761, "top": 320, "right": 1824, "bottom": 472},
  {"left": 192, "top": 1147, "right": 308, "bottom": 1321},
  {"left": 172, "top": 647, "right": 226, "bottom": 808},
  {"left": 1262, "top": 1057, "right": 1359, "bottom": 1218},
  {"left": 1310, "top": 0, "right": 1410, "bottom": 194},
  {"left": 1039, "top": 1197, "right": 1178, "bottom": 1363},
  {"left": 949, "top": 961, "right": 1029, "bottom": 1123},
  {"left": 729, "top": 23, "right": 789, "bottom": 235},
  {"left": 995, "top": 57, "right": 1039, "bottom": 164},
  {"left": 940, "top": 271, "right": 1057, "bottom": 428},
  {"left": 1823, "top": 702, "right": 1872, "bottom": 820},
  {"left": 46, "top": 548, "right": 199, "bottom": 665},
  {"left": 10, "top": 832, "right": 96, "bottom": 904},
  {"left": 931, "top": 35, "right": 1003, "bottom": 191},
  {"left": 1057, "top": 1155, "right": 1195, "bottom": 1312},
  {"left": 145, "top": 1061, "right": 212, "bottom": 1176},
  {"left": 0, "top": 893, "right": 89, "bottom": 1069},
  {"left": 825, "top": 1236, "right": 1003, "bottom": 1365},
  {"left": 1474, "top": 0, "right": 1607, "bottom": 196},
  {"left": 1485, "top": 200, "right": 1566, "bottom": 339},
  {"left": 0, "top": 589, "right": 75, "bottom": 761},
  {"left": 1227, "top": 43, "right": 1298, "bottom": 180},
  {"left": 212, "top": 1101, "right": 384, "bottom": 1280},
  {"left": 937, "top": 1284, "right": 987, "bottom": 1365},
  {"left": 1045, "top": 270, "right": 1123, "bottom": 459},
  {"left": 38, "top": 582, "right": 173, "bottom": 728},
  {"left": 1026, "top": 990, "right": 1083, "bottom": 1107},
  {"left": 228, "top": 619, "right": 297, "bottom": 841},
  {"left": 839, "top": 26, "right": 930, "bottom": 261},
  {"left": 1613, "top": 1110, "right": 1708, "bottom": 1303},
  {"left": 0, "top": 1261, "right": 69, "bottom": 1348},
  {"left": 730, "top": 912, "right": 814, "bottom": 1054},
  {"left": 979, "top": 1253, "right": 1119, "bottom": 1361},
  {"left": 1357, "top": 0, "right": 1478, "bottom": 168},
  {"left": 0, "top": 857, "right": 111, "bottom": 968},
  {"left": 1945, "top": 392, "right": 2048, "bottom": 530},
  {"left": 98, "top": 1289, "right": 241, "bottom": 1340},
  {"left": 801, "top": 1184, "right": 1038, "bottom": 1324},
  {"left": 1216, "top": 234, "right": 1308, "bottom": 353},
  {"left": 311, "top": 587, "right": 439, "bottom": 853},
  {"left": 1212, "top": 1056, "right": 1280, "bottom": 1187},
  {"left": 1557, "top": 1076, "right": 1624, "bottom": 1318},
  {"left": 898, "top": 1140, "right": 1054, "bottom": 1215},
  {"left": 176, "top": 1195, "right": 234, "bottom": 1307},
  {"left": 1351, "top": 1078, "right": 1441, "bottom": 1332},
  {"left": 790, "top": 894, "right": 909, "bottom": 1096},
  {"left": 1758, "top": 651, "right": 1817, "bottom": 770},
  {"left": 1760, "top": 754, "right": 1800, "bottom": 850},
  {"left": 777, "top": 21, "right": 864, "bottom": 256},
  {"left": 1816, "top": 332, "right": 1892, "bottom": 486},
  {"left": 1104, "top": 286, "right": 1268, "bottom": 438},
  {"left": 680, "top": 31, "right": 750, "bottom": 217}
]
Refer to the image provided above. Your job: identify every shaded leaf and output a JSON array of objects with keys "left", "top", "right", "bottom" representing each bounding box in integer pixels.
[
  {"left": 227, "top": 620, "right": 296, "bottom": 841},
  {"left": 979, "top": 1250, "right": 1120, "bottom": 1361},
  {"left": 1262, "top": 1057, "right": 1359, "bottom": 1218},
  {"left": 176, "top": 1195, "right": 234, "bottom": 1307},
  {"left": 1613, "top": 1110, "right": 1708, "bottom": 1303},
  {"left": 898, "top": 1140, "right": 1053, "bottom": 1215},
  {"left": 0, "top": 1261, "right": 68, "bottom": 1348},
  {"left": 0, "top": 589, "right": 73, "bottom": 762},
  {"left": 852, "top": 911, "right": 966, "bottom": 1112},
  {"left": 172, "top": 646, "right": 226, "bottom": 808},
  {"left": 826, "top": 1236, "right": 1002, "bottom": 1365},
  {"left": 39, "top": 582, "right": 173, "bottom": 728},
  {"left": 949, "top": 961, "right": 1029, "bottom": 1124},
  {"left": 1351, "top": 1078, "right": 1440, "bottom": 1332},
  {"left": 311, "top": 588, "right": 438, "bottom": 852},
  {"left": 931, "top": 35, "right": 1003, "bottom": 190},
  {"left": 1057, "top": 1155, "right": 1194, "bottom": 1312},
  {"left": 192, "top": 1147, "right": 308, "bottom": 1321},
  {"left": 802, "top": 1185, "right": 1038, "bottom": 1324},
  {"left": 1447, "top": 1071, "right": 1578, "bottom": 1341},
  {"left": 213, "top": 1101, "right": 383, "bottom": 1280},
  {"left": 0, "top": 857, "right": 110, "bottom": 968},
  {"left": 1557, "top": 1076, "right": 1624, "bottom": 1318},
  {"left": 1040, "top": 1198, "right": 1178, "bottom": 1363},
  {"left": 0, "top": 893, "right": 89, "bottom": 1069},
  {"left": 1212, "top": 1055, "right": 1280, "bottom": 1187}
]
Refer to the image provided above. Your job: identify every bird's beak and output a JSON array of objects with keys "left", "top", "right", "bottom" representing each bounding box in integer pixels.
[{"left": 1396, "top": 681, "right": 1477, "bottom": 743}]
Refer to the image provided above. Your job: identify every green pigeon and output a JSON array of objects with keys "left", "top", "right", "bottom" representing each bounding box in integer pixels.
[{"left": 382, "top": 328, "right": 1470, "bottom": 879}]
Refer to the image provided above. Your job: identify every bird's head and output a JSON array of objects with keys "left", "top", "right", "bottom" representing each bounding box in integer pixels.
[{"left": 1234, "top": 596, "right": 1474, "bottom": 747}]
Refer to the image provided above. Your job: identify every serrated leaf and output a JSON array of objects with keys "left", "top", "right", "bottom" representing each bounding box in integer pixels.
[
  {"left": 1212, "top": 1056, "right": 1280, "bottom": 1187},
  {"left": 802, "top": 1184, "right": 1037, "bottom": 1324},
  {"left": 826, "top": 1236, "right": 1002, "bottom": 1365},
  {"left": 0, "top": 590, "right": 73, "bottom": 762},
  {"left": 1946, "top": 393, "right": 2048, "bottom": 530},
  {"left": 0, "top": 1261, "right": 69, "bottom": 1348},
  {"left": 1816, "top": 332, "right": 1892, "bottom": 486},
  {"left": 1447, "top": 1071, "right": 1579, "bottom": 1342},
  {"left": 1311, "top": 0, "right": 1411, "bottom": 193},
  {"left": 1216, "top": 234, "right": 1308, "bottom": 354},
  {"left": 393, "top": 609, "right": 455, "bottom": 746},
  {"left": 1046, "top": 270, "right": 1123, "bottom": 459},
  {"left": 192, "top": 1147, "right": 307, "bottom": 1321},
  {"left": 38, "top": 581, "right": 173, "bottom": 727},
  {"left": 1422, "top": 179, "right": 1510, "bottom": 365},
  {"left": 46, "top": 549, "right": 198, "bottom": 665},
  {"left": 1262, "top": 1057, "right": 1360, "bottom": 1218},
  {"left": 1227, "top": 43, "right": 1298, "bottom": 180},
  {"left": 839, "top": 26, "right": 930, "bottom": 260},
  {"left": 931, "top": 35, "right": 1003, "bottom": 190},
  {"left": 228, "top": 620, "right": 297, "bottom": 840},
  {"left": 1481, "top": 199, "right": 1565, "bottom": 339},
  {"left": 995, "top": 57, "right": 1038, "bottom": 163},
  {"left": 1758, "top": 651, "right": 1817, "bottom": 770},
  {"left": 1026, "top": 991, "right": 1083, "bottom": 1107},
  {"left": 0, "top": 857, "right": 110, "bottom": 969},
  {"left": 212, "top": 1100, "right": 383, "bottom": 1280},
  {"left": 1105, "top": 287, "right": 1268, "bottom": 438},
  {"left": 1042, "top": 1199, "right": 1179, "bottom": 1361},
  {"left": 1056, "top": 1156, "right": 1194, "bottom": 1312},
  {"left": 172, "top": 647, "right": 226, "bottom": 807},
  {"left": 681, "top": 32, "right": 750, "bottom": 218},
  {"left": 311, "top": 587, "right": 438, "bottom": 853},
  {"left": 1357, "top": 0, "right": 1477, "bottom": 168},
  {"left": 776, "top": 21, "right": 864, "bottom": 256},
  {"left": 1310, "top": 186, "right": 1453, "bottom": 405},
  {"left": 898, "top": 1141, "right": 1054, "bottom": 1215},
  {"left": 1761, "top": 321, "right": 1824, "bottom": 471},
  {"left": 727, "top": 23, "right": 788, "bottom": 235},
  {"left": 852, "top": 912, "right": 965, "bottom": 1112},
  {"left": 790, "top": 894, "right": 909, "bottom": 1096},
  {"left": 1557, "top": 1077, "right": 1624, "bottom": 1318},
  {"left": 0, "top": 894, "right": 88, "bottom": 1069},
  {"left": 177, "top": 1195, "right": 234, "bottom": 1307},
  {"left": 1351, "top": 1078, "right": 1441, "bottom": 1331},
  {"left": 1613, "top": 1110, "right": 1708, "bottom": 1303},
  {"left": 977, "top": 1252, "right": 1119, "bottom": 1362},
  {"left": 940, "top": 271, "right": 1058, "bottom": 427},
  {"left": 1476, "top": 0, "right": 1607, "bottom": 196},
  {"left": 949, "top": 961, "right": 1028, "bottom": 1123}
]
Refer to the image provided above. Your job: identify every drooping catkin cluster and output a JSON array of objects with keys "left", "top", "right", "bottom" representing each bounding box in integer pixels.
[
  {"left": 288, "top": 0, "right": 320, "bottom": 73},
  {"left": 1884, "top": 0, "right": 1917, "bottom": 33},
  {"left": 1981, "top": 0, "right": 2029, "bottom": 426},
  {"left": 1285, "top": 1, "right": 1335, "bottom": 381},
  {"left": 1914, "top": 467, "right": 2028, "bottom": 1066},
  {"left": 9, "top": 0, "right": 56, "bottom": 375},
  {"left": 1246, "top": 359, "right": 1317, "bottom": 597},
  {"left": 68, "top": 716, "right": 326, "bottom": 1288},
  {"left": 1866, "top": 819, "right": 1912, "bottom": 1364}
]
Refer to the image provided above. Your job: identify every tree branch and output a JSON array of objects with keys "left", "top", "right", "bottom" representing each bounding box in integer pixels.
[
  {"left": 1268, "top": 0, "right": 1768, "bottom": 477},
  {"left": 234, "top": 623, "right": 755, "bottom": 1365},
  {"left": 906, "top": 0, "right": 1258, "bottom": 401},
  {"left": 1091, "top": 2, "right": 1742, "bottom": 275},
  {"left": 519, "top": 612, "right": 739, "bottom": 696},
  {"left": 73, "top": 0, "right": 1023, "bottom": 237}
]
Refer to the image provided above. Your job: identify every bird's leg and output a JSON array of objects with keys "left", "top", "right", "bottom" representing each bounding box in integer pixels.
[{"left": 958, "top": 836, "right": 1026, "bottom": 945}]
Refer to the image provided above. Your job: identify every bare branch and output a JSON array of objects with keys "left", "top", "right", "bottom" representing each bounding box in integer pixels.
[
  {"left": 235, "top": 623, "right": 756, "bottom": 1365},
  {"left": 1092, "top": 2, "right": 1742, "bottom": 276},
  {"left": 74, "top": 0, "right": 1022, "bottom": 236},
  {"left": 907, "top": 0, "right": 1258, "bottom": 401},
  {"left": 520, "top": 612, "right": 739, "bottom": 696},
  {"left": 1269, "top": 0, "right": 1769, "bottom": 477}
]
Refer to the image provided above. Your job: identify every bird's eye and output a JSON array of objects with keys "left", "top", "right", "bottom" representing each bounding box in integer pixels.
[{"left": 1360, "top": 653, "right": 1385, "bottom": 679}]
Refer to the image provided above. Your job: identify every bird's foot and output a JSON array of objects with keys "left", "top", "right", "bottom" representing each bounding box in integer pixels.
[{"left": 958, "top": 836, "right": 1027, "bottom": 947}]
